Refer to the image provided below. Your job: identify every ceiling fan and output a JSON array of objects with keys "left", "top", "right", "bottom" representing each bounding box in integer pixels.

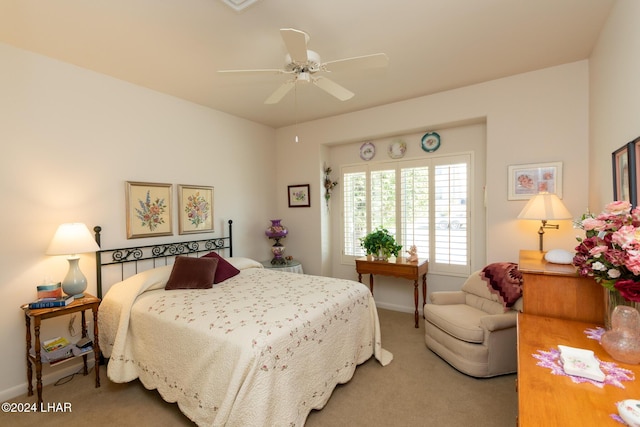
[{"left": 218, "top": 28, "right": 389, "bottom": 104}]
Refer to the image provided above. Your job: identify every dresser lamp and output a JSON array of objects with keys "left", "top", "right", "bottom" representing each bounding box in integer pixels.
[
  {"left": 517, "top": 192, "right": 572, "bottom": 251},
  {"left": 46, "top": 223, "right": 100, "bottom": 298}
]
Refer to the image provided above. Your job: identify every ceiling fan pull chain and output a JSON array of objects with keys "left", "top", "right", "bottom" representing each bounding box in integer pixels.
[{"left": 294, "top": 84, "right": 299, "bottom": 143}]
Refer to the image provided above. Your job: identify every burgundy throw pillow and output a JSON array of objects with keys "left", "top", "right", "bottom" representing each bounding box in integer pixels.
[
  {"left": 202, "top": 252, "right": 240, "bottom": 283},
  {"left": 165, "top": 256, "right": 218, "bottom": 290}
]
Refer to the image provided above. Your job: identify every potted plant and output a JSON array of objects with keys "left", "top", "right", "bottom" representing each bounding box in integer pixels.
[{"left": 360, "top": 227, "right": 402, "bottom": 261}]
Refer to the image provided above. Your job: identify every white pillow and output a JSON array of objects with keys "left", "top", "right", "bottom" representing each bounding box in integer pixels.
[
  {"left": 225, "top": 257, "right": 264, "bottom": 270},
  {"left": 544, "top": 249, "right": 574, "bottom": 265}
]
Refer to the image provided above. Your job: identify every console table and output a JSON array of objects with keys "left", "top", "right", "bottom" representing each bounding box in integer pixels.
[
  {"left": 355, "top": 256, "right": 428, "bottom": 328},
  {"left": 517, "top": 313, "right": 640, "bottom": 426}
]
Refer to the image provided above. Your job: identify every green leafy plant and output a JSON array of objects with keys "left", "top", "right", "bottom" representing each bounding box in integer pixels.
[{"left": 360, "top": 227, "right": 402, "bottom": 260}]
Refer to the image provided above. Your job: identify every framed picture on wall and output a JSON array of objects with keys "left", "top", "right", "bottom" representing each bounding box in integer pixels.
[
  {"left": 288, "top": 184, "right": 311, "bottom": 207},
  {"left": 507, "top": 162, "right": 563, "bottom": 200},
  {"left": 178, "top": 185, "right": 214, "bottom": 235},
  {"left": 633, "top": 136, "right": 640, "bottom": 207},
  {"left": 613, "top": 137, "right": 640, "bottom": 206},
  {"left": 126, "top": 181, "right": 172, "bottom": 238}
]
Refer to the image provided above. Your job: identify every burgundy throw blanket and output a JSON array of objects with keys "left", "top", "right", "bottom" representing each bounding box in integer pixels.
[{"left": 480, "top": 262, "right": 523, "bottom": 310}]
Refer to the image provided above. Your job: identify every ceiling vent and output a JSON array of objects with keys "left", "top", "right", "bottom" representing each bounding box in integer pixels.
[{"left": 219, "top": 0, "right": 261, "bottom": 12}]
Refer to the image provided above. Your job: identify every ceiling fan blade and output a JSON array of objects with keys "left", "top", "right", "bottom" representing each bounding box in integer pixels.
[
  {"left": 313, "top": 77, "right": 354, "bottom": 101},
  {"left": 323, "top": 53, "right": 389, "bottom": 73},
  {"left": 264, "top": 81, "right": 296, "bottom": 104},
  {"left": 218, "top": 68, "right": 287, "bottom": 75},
  {"left": 280, "top": 28, "right": 309, "bottom": 64}
]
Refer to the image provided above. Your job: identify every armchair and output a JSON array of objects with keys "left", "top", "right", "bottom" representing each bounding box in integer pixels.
[{"left": 424, "top": 269, "right": 523, "bottom": 377}]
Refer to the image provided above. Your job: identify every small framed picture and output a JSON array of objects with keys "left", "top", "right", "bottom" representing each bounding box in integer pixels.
[
  {"left": 178, "top": 185, "right": 214, "bottom": 235},
  {"left": 613, "top": 137, "right": 640, "bottom": 206},
  {"left": 613, "top": 144, "right": 630, "bottom": 203},
  {"left": 126, "top": 181, "right": 172, "bottom": 238},
  {"left": 288, "top": 184, "right": 310, "bottom": 207},
  {"left": 632, "top": 136, "right": 640, "bottom": 206},
  {"left": 507, "top": 162, "right": 562, "bottom": 200}
]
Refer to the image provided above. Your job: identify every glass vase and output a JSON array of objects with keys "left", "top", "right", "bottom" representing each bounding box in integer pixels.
[
  {"left": 605, "top": 289, "right": 640, "bottom": 329},
  {"left": 601, "top": 305, "right": 640, "bottom": 364}
]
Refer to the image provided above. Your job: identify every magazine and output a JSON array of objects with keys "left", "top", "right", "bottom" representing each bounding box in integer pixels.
[{"left": 43, "top": 336, "right": 71, "bottom": 352}]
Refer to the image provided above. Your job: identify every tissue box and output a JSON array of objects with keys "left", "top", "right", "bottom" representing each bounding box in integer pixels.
[{"left": 37, "top": 282, "right": 62, "bottom": 299}]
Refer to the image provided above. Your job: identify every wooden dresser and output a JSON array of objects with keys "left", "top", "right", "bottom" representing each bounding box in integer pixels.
[
  {"left": 519, "top": 250, "right": 605, "bottom": 324},
  {"left": 517, "top": 313, "right": 638, "bottom": 426}
]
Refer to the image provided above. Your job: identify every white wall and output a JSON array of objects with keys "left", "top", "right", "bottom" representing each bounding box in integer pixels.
[
  {"left": 0, "top": 43, "right": 277, "bottom": 400},
  {"left": 275, "top": 61, "right": 590, "bottom": 311},
  {"left": 589, "top": 0, "right": 640, "bottom": 211}
]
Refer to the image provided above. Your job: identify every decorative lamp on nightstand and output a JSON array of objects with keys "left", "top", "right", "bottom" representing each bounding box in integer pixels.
[
  {"left": 46, "top": 223, "right": 100, "bottom": 298},
  {"left": 265, "top": 219, "right": 288, "bottom": 265},
  {"left": 517, "top": 192, "right": 572, "bottom": 251}
]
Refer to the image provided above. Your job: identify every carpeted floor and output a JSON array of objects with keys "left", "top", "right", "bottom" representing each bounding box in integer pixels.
[{"left": 1, "top": 309, "right": 518, "bottom": 426}]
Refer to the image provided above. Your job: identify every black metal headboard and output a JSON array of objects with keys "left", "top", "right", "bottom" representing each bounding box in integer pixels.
[{"left": 94, "top": 220, "right": 233, "bottom": 299}]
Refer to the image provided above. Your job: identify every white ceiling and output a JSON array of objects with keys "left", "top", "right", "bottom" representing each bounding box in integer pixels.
[{"left": 0, "top": 0, "right": 615, "bottom": 128}]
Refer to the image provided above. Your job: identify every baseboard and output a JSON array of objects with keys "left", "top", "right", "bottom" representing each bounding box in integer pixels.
[
  {"left": 0, "top": 359, "right": 94, "bottom": 402},
  {"left": 375, "top": 301, "right": 419, "bottom": 314}
]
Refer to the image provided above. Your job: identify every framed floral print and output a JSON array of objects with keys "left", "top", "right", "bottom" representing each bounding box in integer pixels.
[
  {"left": 288, "top": 184, "right": 310, "bottom": 207},
  {"left": 126, "top": 181, "right": 172, "bottom": 238},
  {"left": 507, "top": 162, "right": 563, "bottom": 200},
  {"left": 178, "top": 184, "right": 214, "bottom": 235}
]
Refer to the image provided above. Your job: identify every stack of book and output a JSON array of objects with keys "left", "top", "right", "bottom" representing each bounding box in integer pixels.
[{"left": 27, "top": 294, "right": 74, "bottom": 309}]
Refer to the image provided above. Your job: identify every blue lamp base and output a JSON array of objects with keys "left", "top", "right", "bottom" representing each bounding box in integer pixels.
[{"left": 62, "top": 257, "right": 87, "bottom": 298}]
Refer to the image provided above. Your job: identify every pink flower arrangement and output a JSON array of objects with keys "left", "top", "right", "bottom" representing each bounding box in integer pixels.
[{"left": 573, "top": 201, "right": 640, "bottom": 302}]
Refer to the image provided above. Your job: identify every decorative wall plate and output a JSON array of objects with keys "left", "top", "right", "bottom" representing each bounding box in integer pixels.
[
  {"left": 360, "top": 141, "right": 375, "bottom": 161},
  {"left": 388, "top": 139, "right": 407, "bottom": 159},
  {"left": 421, "top": 132, "right": 441, "bottom": 153}
]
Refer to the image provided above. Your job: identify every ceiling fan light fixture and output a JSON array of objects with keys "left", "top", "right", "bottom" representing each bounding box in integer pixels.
[
  {"left": 285, "top": 50, "right": 321, "bottom": 73},
  {"left": 297, "top": 72, "right": 311, "bottom": 83},
  {"left": 219, "top": 0, "right": 260, "bottom": 12}
]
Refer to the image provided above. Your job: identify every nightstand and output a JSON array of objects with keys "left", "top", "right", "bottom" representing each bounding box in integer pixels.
[
  {"left": 22, "top": 293, "right": 101, "bottom": 406},
  {"left": 260, "top": 259, "right": 304, "bottom": 274}
]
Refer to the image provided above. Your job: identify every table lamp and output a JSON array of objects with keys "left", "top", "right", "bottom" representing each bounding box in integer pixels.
[
  {"left": 265, "top": 219, "right": 288, "bottom": 265},
  {"left": 46, "top": 223, "right": 100, "bottom": 298},
  {"left": 517, "top": 192, "right": 572, "bottom": 251}
]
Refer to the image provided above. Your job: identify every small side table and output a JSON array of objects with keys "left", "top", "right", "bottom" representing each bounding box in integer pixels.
[
  {"left": 260, "top": 259, "right": 304, "bottom": 274},
  {"left": 22, "top": 294, "right": 101, "bottom": 406},
  {"left": 355, "top": 256, "right": 428, "bottom": 328}
]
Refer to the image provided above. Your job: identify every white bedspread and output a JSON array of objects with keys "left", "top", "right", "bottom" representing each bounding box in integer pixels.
[{"left": 99, "top": 263, "right": 392, "bottom": 427}]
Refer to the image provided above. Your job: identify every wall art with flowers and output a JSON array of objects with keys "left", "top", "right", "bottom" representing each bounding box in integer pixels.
[
  {"left": 288, "top": 184, "right": 310, "bottom": 208},
  {"left": 126, "top": 181, "right": 173, "bottom": 238},
  {"left": 178, "top": 184, "right": 214, "bottom": 235}
]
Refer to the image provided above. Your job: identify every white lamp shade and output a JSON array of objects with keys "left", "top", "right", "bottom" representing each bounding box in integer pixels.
[
  {"left": 517, "top": 192, "right": 572, "bottom": 220},
  {"left": 46, "top": 223, "right": 100, "bottom": 256}
]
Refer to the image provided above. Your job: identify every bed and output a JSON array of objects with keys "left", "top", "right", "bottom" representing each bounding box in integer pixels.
[{"left": 95, "top": 221, "right": 392, "bottom": 426}]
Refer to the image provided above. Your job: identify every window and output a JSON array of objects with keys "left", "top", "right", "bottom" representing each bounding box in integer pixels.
[{"left": 342, "top": 154, "right": 471, "bottom": 275}]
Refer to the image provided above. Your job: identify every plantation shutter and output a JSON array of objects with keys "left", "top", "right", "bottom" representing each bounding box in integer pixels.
[
  {"left": 401, "top": 163, "right": 430, "bottom": 260},
  {"left": 432, "top": 155, "right": 470, "bottom": 275},
  {"left": 342, "top": 165, "right": 367, "bottom": 257},
  {"left": 341, "top": 153, "right": 470, "bottom": 276},
  {"left": 370, "top": 164, "right": 396, "bottom": 232}
]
